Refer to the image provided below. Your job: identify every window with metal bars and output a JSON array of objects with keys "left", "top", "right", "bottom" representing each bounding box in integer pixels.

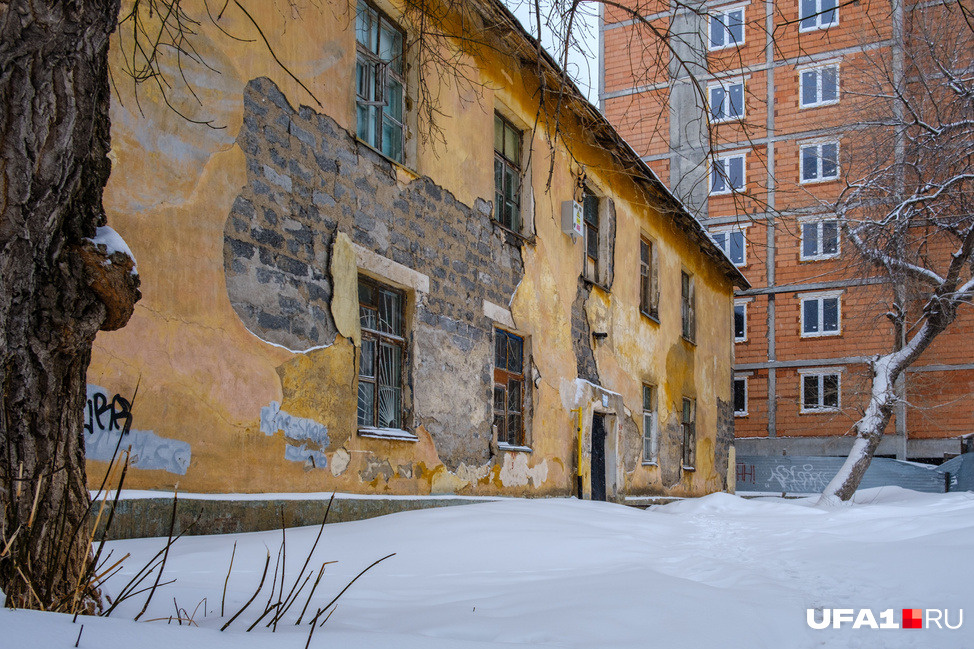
[
  {"left": 493, "top": 329, "right": 525, "bottom": 446},
  {"left": 355, "top": 1, "right": 405, "bottom": 163},
  {"left": 494, "top": 113, "right": 522, "bottom": 232},
  {"left": 357, "top": 276, "right": 406, "bottom": 429},
  {"left": 682, "top": 398, "right": 696, "bottom": 470}
]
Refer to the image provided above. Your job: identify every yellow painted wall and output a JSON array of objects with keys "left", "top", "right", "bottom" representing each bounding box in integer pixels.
[{"left": 88, "top": 0, "right": 737, "bottom": 499}]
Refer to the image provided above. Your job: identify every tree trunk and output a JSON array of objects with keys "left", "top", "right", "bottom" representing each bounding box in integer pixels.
[{"left": 0, "top": 0, "right": 138, "bottom": 612}]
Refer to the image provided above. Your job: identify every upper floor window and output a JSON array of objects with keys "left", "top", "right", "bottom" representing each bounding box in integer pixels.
[
  {"left": 681, "top": 271, "right": 696, "bottom": 343},
  {"left": 358, "top": 276, "right": 406, "bottom": 429},
  {"left": 581, "top": 187, "right": 616, "bottom": 289},
  {"left": 494, "top": 329, "right": 526, "bottom": 447},
  {"left": 801, "top": 371, "right": 840, "bottom": 412},
  {"left": 640, "top": 236, "right": 660, "bottom": 320},
  {"left": 801, "top": 142, "right": 839, "bottom": 183},
  {"left": 583, "top": 188, "right": 600, "bottom": 281},
  {"left": 709, "top": 79, "right": 745, "bottom": 122},
  {"left": 711, "top": 153, "right": 746, "bottom": 194},
  {"left": 801, "top": 219, "right": 840, "bottom": 260},
  {"left": 800, "top": 65, "right": 839, "bottom": 108},
  {"left": 799, "top": 0, "right": 837, "bottom": 31},
  {"left": 711, "top": 227, "right": 746, "bottom": 266},
  {"left": 356, "top": 1, "right": 405, "bottom": 163},
  {"left": 709, "top": 6, "right": 745, "bottom": 49},
  {"left": 801, "top": 291, "right": 841, "bottom": 337},
  {"left": 733, "top": 377, "right": 748, "bottom": 416},
  {"left": 734, "top": 299, "right": 748, "bottom": 342},
  {"left": 681, "top": 398, "right": 696, "bottom": 470},
  {"left": 642, "top": 384, "right": 659, "bottom": 464},
  {"left": 494, "top": 113, "right": 523, "bottom": 232}
]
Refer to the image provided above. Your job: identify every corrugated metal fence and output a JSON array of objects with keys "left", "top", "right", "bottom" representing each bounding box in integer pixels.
[{"left": 736, "top": 456, "right": 950, "bottom": 495}]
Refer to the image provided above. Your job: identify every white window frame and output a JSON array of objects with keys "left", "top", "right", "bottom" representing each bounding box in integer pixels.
[
  {"left": 733, "top": 376, "right": 749, "bottom": 416},
  {"left": 710, "top": 152, "right": 747, "bottom": 195},
  {"left": 799, "top": 63, "right": 840, "bottom": 108},
  {"left": 799, "top": 0, "right": 838, "bottom": 32},
  {"left": 708, "top": 78, "right": 746, "bottom": 123},
  {"left": 800, "top": 290, "right": 842, "bottom": 337},
  {"left": 800, "top": 216, "right": 841, "bottom": 261},
  {"left": 710, "top": 224, "right": 749, "bottom": 266},
  {"left": 734, "top": 297, "right": 751, "bottom": 342},
  {"left": 642, "top": 384, "right": 659, "bottom": 465},
  {"left": 798, "top": 368, "right": 842, "bottom": 413},
  {"left": 800, "top": 140, "right": 840, "bottom": 184},
  {"left": 709, "top": 4, "right": 746, "bottom": 50}
]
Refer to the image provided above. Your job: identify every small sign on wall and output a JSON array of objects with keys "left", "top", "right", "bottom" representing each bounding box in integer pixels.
[{"left": 561, "top": 201, "right": 584, "bottom": 240}]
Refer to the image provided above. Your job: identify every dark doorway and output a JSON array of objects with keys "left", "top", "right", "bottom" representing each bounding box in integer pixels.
[{"left": 591, "top": 413, "right": 606, "bottom": 501}]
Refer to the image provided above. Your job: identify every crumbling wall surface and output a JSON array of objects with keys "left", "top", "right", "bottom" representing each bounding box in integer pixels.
[
  {"left": 223, "top": 77, "right": 525, "bottom": 470},
  {"left": 571, "top": 277, "right": 600, "bottom": 384},
  {"left": 715, "top": 397, "right": 734, "bottom": 489}
]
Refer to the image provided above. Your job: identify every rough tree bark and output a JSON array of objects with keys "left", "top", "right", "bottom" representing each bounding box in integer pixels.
[{"left": 0, "top": 0, "right": 140, "bottom": 611}]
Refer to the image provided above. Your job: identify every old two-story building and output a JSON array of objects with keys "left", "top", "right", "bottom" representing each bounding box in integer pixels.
[{"left": 85, "top": 0, "right": 747, "bottom": 513}]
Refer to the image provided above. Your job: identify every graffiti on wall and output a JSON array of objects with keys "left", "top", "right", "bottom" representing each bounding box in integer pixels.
[
  {"left": 84, "top": 385, "right": 192, "bottom": 475},
  {"left": 260, "top": 401, "right": 329, "bottom": 469}
]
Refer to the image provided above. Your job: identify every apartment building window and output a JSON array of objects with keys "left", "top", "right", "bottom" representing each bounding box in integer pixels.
[
  {"left": 681, "top": 398, "right": 696, "bottom": 470},
  {"left": 800, "top": 65, "right": 839, "bottom": 108},
  {"left": 801, "top": 291, "right": 841, "bottom": 337},
  {"left": 801, "top": 372, "right": 840, "bottom": 412},
  {"left": 494, "top": 113, "right": 522, "bottom": 232},
  {"left": 358, "top": 276, "right": 406, "bottom": 429},
  {"left": 711, "top": 227, "right": 746, "bottom": 266},
  {"left": 356, "top": 0, "right": 405, "bottom": 163},
  {"left": 801, "top": 142, "right": 839, "bottom": 183},
  {"left": 581, "top": 187, "right": 616, "bottom": 289},
  {"left": 681, "top": 271, "right": 696, "bottom": 342},
  {"left": 711, "top": 153, "right": 745, "bottom": 194},
  {"left": 642, "top": 384, "right": 659, "bottom": 464},
  {"left": 734, "top": 300, "right": 747, "bottom": 342},
  {"left": 799, "top": 0, "right": 837, "bottom": 31},
  {"left": 709, "top": 79, "right": 745, "bottom": 122},
  {"left": 583, "top": 188, "right": 600, "bottom": 281},
  {"left": 709, "top": 5, "right": 744, "bottom": 49},
  {"left": 733, "top": 377, "right": 748, "bottom": 416},
  {"left": 801, "top": 219, "right": 840, "bottom": 260},
  {"left": 494, "top": 329, "right": 526, "bottom": 447},
  {"left": 640, "top": 236, "right": 660, "bottom": 320}
]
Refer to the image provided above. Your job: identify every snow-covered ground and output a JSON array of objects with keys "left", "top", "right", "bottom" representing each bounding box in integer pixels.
[{"left": 6, "top": 487, "right": 974, "bottom": 648}]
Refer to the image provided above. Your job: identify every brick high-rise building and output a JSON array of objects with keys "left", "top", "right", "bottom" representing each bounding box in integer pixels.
[{"left": 600, "top": 0, "right": 974, "bottom": 461}]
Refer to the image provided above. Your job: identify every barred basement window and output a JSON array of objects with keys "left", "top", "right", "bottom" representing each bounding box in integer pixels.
[
  {"left": 355, "top": 0, "right": 405, "bottom": 163},
  {"left": 358, "top": 276, "right": 406, "bottom": 429},
  {"left": 494, "top": 329, "right": 525, "bottom": 447},
  {"left": 681, "top": 398, "right": 696, "bottom": 470},
  {"left": 494, "top": 113, "right": 522, "bottom": 232},
  {"left": 642, "top": 384, "right": 659, "bottom": 464}
]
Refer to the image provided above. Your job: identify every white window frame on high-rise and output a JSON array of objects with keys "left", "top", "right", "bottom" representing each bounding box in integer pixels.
[
  {"left": 734, "top": 297, "right": 751, "bottom": 342},
  {"left": 733, "top": 375, "right": 749, "bottom": 416},
  {"left": 708, "top": 78, "right": 746, "bottom": 123},
  {"left": 710, "top": 224, "right": 749, "bottom": 266},
  {"left": 799, "top": 63, "right": 840, "bottom": 108},
  {"left": 800, "top": 216, "right": 841, "bottom": 260},
  {"left": 800, "top": 290, "right": 842, "bottom": 337},
  {"left": 800, "top": 140, "right": 840, "bottom": 183},
  {"left": 710, "top": 151, "right": 747, "bottom": 195},
  {"left": 799, "top": 367, "right": 842, "bottom": 413},
  {"left": 709, "top": 4, "right": 746, "bottom": 50},
  {"left": 799, "top": 0, "right": 838, "bottom": 32}
]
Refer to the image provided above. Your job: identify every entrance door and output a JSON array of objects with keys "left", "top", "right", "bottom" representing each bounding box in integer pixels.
[{"left": 591, "top": 413, "right": 606, "bottom": 501}]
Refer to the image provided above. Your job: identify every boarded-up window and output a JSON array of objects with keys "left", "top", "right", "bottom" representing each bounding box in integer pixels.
[
  {"left": 494, "top": 329, "right": 525, "bottom": 446},
  {"left": 358, "top": 276, "right": 406, "bottom": 429}
]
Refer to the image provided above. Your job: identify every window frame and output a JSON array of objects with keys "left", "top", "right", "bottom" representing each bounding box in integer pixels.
[
  {"left": 708, "top": 78, "right": 746, "bottom": 123},
  {"left": 800, "top": 217, "right": 841, "bottom": 260},
  {"left": 681, "top": 270, "right": 696, "bottom": 343},
  {"left": 799, "top": 63, "right": 840, "bottom": 109},
  {"left": 799, "top": 0, "right": 838, "bottom": 32},
  {"left": 708, "top": 4, "right": 746, "bottom": 50},
  {"left": 681, "top": 397, "right": 696, "bottom": 470},
  {"left": 710, "top": 225, "right": 748, "bottom": 266},
  {"left": 639, "top": 235, "right": 660, "bottom": 321},
  {"left": 357, "top": 275, "right": 407, "bottom": 431},
  {"left": 710, "top": 152, "right": 747, "bottom": 195},
  {"left": 494, "top": 112, "right": 524, "bottom": 234},
  {"left": 734, "top": 298, "right": 749, "bottom": 342},
  {"left": 493, "top": 328, "right": 527, "bottom": 448},
  {"left": 642, "top": 384, "right": 659, "bottom": 465},
  {"left": 799, "top": 370, "right": 842, "bottom": 413},
  {"left": 355, "top": 0, "right": 406, "bottom": 163},
  {"left": 800, "top": 290, "right": 842, "bottom": 337},
  {"left": 733, "top": 376, "right": 749, "bottom": 416},
  {"left": 800, "top": 141, "right": 840, "bottom": 184},
  {"left": 583, "top": 186, "right": 600, "bottom": 282}
]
